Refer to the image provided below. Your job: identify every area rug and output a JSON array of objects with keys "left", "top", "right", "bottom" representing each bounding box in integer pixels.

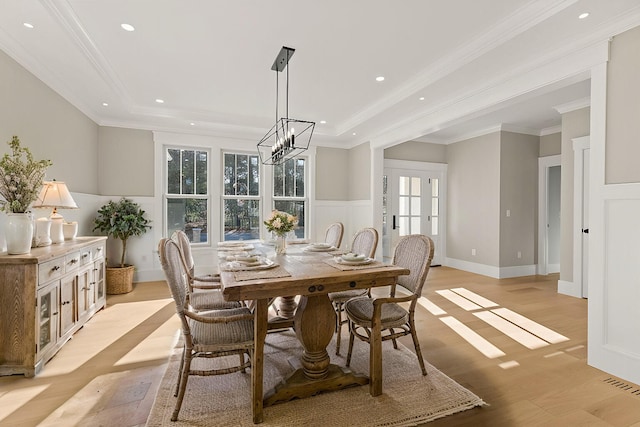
[{"left": 146, "top": 331, "right": 486, "bottom": 426}]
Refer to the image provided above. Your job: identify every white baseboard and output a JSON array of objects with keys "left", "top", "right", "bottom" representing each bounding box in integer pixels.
[
  {"left": 557, "top": 279, "right": 582, "bottom": 298},
  {"left": 444, "top": 258, "right": 537, "bottom": 279}
]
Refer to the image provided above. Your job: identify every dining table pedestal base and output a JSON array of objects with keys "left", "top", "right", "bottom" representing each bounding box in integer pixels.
[
  {"left": 264, "top": 293, "right": 369, "bottom": 406},
  {"left": 263, "top": 364, "right": 368, "bottom": 407}
]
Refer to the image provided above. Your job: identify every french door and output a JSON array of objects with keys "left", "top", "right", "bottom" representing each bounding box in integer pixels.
[{"left": 383, "top": 163, "right": 445, "bottom": 266}]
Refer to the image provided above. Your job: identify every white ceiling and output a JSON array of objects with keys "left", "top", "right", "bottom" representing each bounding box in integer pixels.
[{"left": 1, "top": 1, "right": 640, "bottom": 148}]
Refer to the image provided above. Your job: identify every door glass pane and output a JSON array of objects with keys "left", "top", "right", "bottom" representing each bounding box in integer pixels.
[
  {"left": 411, "top": 217, "right": 421, "bottom": 234},
  {"left": 399, "top": 176, "right": 410, "bottom": 195},
  {"left": 411, "top": 177, "right": 421, "bottom": 196},
  {"left": 411, "top": 196, "right": 421, "bottom": 215},
  {"left": 39, "top": 292, "right": 52, "bottom": 349},
  {"left": 399, "top": 196, "right": 409, "bottom": 215},
  {"left": 432, "top": 198, "right": 439, "bottom": 216},
  {"left": 399, "top": 217, "right": 409, "bottom": 236},
  {"left": 432, "top": 178, "right": 439, "bottom": 197},
  {"left": 432, "top": 217, "right": 439, "bottom": 236}
]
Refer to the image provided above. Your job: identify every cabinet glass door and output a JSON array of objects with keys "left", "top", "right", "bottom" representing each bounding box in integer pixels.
[{"left": 37, "top": 283, "right": 58, "bottom": 358}]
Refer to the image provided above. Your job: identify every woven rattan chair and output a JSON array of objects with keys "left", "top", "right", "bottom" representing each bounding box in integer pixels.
[
  {"left": 171, "top": 230, "right": 242, "bottom": 310},
  {"left": 158, "top": 238, "right": 254, "bottom": 421},
  {"left": 329, "top": 227, "right": 379, "bottom": 354},
  {"left": 345, "top": 234, "right": 434, "bottom": 396},
  {"left": 325, "top": 222, "right": 344, "bottom": 248}
]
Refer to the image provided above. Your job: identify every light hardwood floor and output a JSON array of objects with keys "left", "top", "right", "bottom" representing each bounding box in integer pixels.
[{"left": 1, "top": 267, "right": 639, "bottom": 426}]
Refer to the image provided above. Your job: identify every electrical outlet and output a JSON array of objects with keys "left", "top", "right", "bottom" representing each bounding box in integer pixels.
[
  {"left": 471, "top": 248, "right": 476, "bottom": 256},
  {"left": 517, "top": 251, "right": 522, "bottom": 259},
  {"left": 506, "top": 209, "right": 511, "bottom": 217}
]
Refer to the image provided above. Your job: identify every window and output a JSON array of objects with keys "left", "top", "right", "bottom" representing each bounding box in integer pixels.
[
  {"left": 272, "top": 158, "right": 307, "bottom": 239},
  {"left": 223, "top": 152, "right": 261, "bottom": 241},
  {"left": 165, "top": 148, "right": 209, "bottom": 243}
]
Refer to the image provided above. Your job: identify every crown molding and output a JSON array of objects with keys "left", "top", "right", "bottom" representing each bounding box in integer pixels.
[
  {"left": 336, "top": 0, "right": 579, "bottom": 135},
  {"left": 540, "top": 125, "right": 562, "bottom": 136},
  {"left": 554, "top": 97, "right": 591, "bottom": 114}
]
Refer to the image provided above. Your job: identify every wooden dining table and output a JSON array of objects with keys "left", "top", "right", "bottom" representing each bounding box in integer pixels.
[{"left": 220, "top": 246, "right": 409, "bottom": 424}]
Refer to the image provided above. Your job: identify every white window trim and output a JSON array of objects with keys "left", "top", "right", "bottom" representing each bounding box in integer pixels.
[{"left": 153, "top": 132, "right": 316, "bottom": 246}]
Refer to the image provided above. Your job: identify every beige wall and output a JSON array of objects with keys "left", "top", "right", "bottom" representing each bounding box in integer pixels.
[
  {"left": 97, "top": 127, "right": 154, "bottom": 196},
  {"left": 499, "top": 132, "right": 539, "bottom": 266},
  {"left": 606, "top": 26, "right": 640, "bottom": 184},
  {"left": 384, "top": 141, "right": 447, "bottom": 163},
  {"left": 540, "top": 132, "right": 561, "bottom": 157},
  {"left": 446, "top": 132, "right": 501, "bottom": 266},
  {"left": 0, "top": 50, "right": 99, "bottom": 194},
  {"left": 559, "top": 107, "right": 590, "bottom": 282},
  {"left": 315, "top": 146, "right": 349, "bottom": 200},
  {"left": 348, "top": 142, "right": 371, "bottom": 200}
]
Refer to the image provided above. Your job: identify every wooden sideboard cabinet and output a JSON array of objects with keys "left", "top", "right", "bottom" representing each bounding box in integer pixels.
[{"left": 0, "top": 236, "right": 107, "bottom": 377}]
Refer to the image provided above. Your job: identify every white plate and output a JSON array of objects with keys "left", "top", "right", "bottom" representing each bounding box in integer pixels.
[
  {"left": 304, "top": 245, "right": 337, "bottom": 252},
  {"left": 217, "top": 244, "right": 254, "bottom": 251},
  {"left": 334, "top": 257, "right": 374, "bottom": 266},
  {"left": 221, "top": 259, "right": 278, "bottom": 271},
  {"left": 341, "top": 253, "right": 367, "bottom": 262}
]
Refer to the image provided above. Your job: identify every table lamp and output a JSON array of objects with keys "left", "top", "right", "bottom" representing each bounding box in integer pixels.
[{"left": 33, "top": 180, "right": 78, "bottom": 244}]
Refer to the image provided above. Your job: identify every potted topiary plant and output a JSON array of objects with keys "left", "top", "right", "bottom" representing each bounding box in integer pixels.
[{"left": 93, "top": 197, "right": 151, "bottom": 294}]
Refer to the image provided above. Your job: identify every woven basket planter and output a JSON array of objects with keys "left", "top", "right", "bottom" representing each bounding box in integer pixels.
[{"left": 106, "top": 265, "right": 135, "bottom": 294}]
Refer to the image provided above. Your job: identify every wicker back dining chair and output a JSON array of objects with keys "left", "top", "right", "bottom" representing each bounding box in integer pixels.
[
  {"left": 345, "top": 234, "right": 434, "bottom": 396},
  {"left": 329, "top": 227, "right": 379, "bottom": 354},
  {"left": 171, "top": 230, "right": 242, "bottom": 310},
  {"left": 158, "top": 238, "right": 254, "bottom": 421},
  {"left": 325, "top": 222, "right": 344, "bottom": 248}
]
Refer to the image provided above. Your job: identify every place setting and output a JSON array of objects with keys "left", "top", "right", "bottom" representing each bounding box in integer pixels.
[
  {"left": 220, "top": 254, "right": 292, "bottom": 282},
  {"left": 216, "top": 241, "right": 255, "bottom": 251},
  {"left": 303, "top": 242, "right": 339, "bottom": 253},
  {"left": 324, "top": 252, "right": 380, "bottom": 270}
]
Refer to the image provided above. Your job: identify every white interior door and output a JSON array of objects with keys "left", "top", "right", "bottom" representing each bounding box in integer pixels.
[
  {"left": 581, "top": 148, "right": 590, "bottom": 298},
  {"left": 383, "top": 167, "right": 443, "bottom": 265}
]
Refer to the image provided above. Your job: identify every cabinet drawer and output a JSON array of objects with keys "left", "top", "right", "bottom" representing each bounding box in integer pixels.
[
  {"left": 64, "top": 252, "right": 81, "bottom": 273},
  {"left": 38, "top": 258, "right": 64, "bottom": 284},
  {"left": 92, "top": 245, "right": 104, "bottom": 260},
  {"left": 79, "top": 248, "right": 92, "bottom": 266}
]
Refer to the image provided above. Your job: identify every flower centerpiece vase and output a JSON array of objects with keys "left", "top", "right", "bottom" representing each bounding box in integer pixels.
[
  {"left": 274, "top": 233, "right": 287, "bottom": 255},
  {"left": 6, "top": 213, "right": 34, "bottom": 255}
]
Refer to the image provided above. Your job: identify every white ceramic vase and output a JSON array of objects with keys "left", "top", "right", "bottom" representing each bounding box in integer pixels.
[{"left": 6, "top": 213, "right": 34, "bottom": 255}]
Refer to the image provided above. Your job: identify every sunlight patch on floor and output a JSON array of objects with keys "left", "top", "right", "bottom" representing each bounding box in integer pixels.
[
  {"left": 473, "top": 311, "right": 549, "bottom": 349},
  {"left": 450, "top": 288, "right": 499, "bottom": 308},
  {"left": 115, "top": 316, "right": 181, "bottom": 366},
  {"left": 436, "top": 289, "right": 483, "bottom": 311},
  {"left": 418, "top": 296, "right": 447, "bottom": 316},
  {"left": 491, "top": 308, "right": 569, "bottom": 344},
  {"left": 0, "top": 384, "right": 49, "bottom": 422},
  {"left": 439, "top": 316, "right": 506, "bottom": 358},
  {"left": 39, "top": 299, "right": 174, "bottom": 377}
]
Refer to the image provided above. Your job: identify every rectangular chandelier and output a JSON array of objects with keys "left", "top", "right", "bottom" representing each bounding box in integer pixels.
[{"left": 257, "top": 46, "right": 315, "bottom": 166}]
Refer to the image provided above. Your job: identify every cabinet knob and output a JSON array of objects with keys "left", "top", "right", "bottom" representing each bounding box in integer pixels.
[
  {"left": 51, "top": 266, "right": 60, "bottom": 272},
  {"left": 349, "top": 281, "right": 356, "bottom": 288},
  {"left": 317, "top": 285, "right": 324, "bottom": 291},
  {"left": 308, "top": 285, "right": 316, "bottom": 292}
]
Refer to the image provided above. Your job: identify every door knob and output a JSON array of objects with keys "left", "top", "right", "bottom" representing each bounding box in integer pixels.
[{"left": 582, "top": 228, "right": 589, "bottom": 234}]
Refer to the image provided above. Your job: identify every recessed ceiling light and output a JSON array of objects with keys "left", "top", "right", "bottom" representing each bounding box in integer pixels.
[
  {"left": 190, "top": 122, "right": 195, "bottom": 126},
  {"left": 102, "top": 102, "right": 108, "bottom": 107},
  {"left": 121, "top": 23, "right": 135, "bottom": 32},
  {"left": 23, "top": 22, "right": 34, "bottom": 29},
  {"left": 419, "top": 97, "right": 425, "bottom": 101},
  {"left": 155, "top": 99, "right": 164, "bottom": 104},
  {"left": 320, "top": 120, "right": 327, "bottom": 124},
  {"left": 578, "top": 12, "right": 589, "bottom": 19},
  {"left": 375, "top": 76, "right": 385, "bottom": 82},
  {"left": 352, "top": 132, "right": 357, "bottom": 136}
]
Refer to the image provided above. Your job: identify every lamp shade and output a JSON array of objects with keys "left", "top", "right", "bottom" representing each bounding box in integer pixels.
[{"left": 33, "top": 180, "right": 78, "bottom": 210}]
